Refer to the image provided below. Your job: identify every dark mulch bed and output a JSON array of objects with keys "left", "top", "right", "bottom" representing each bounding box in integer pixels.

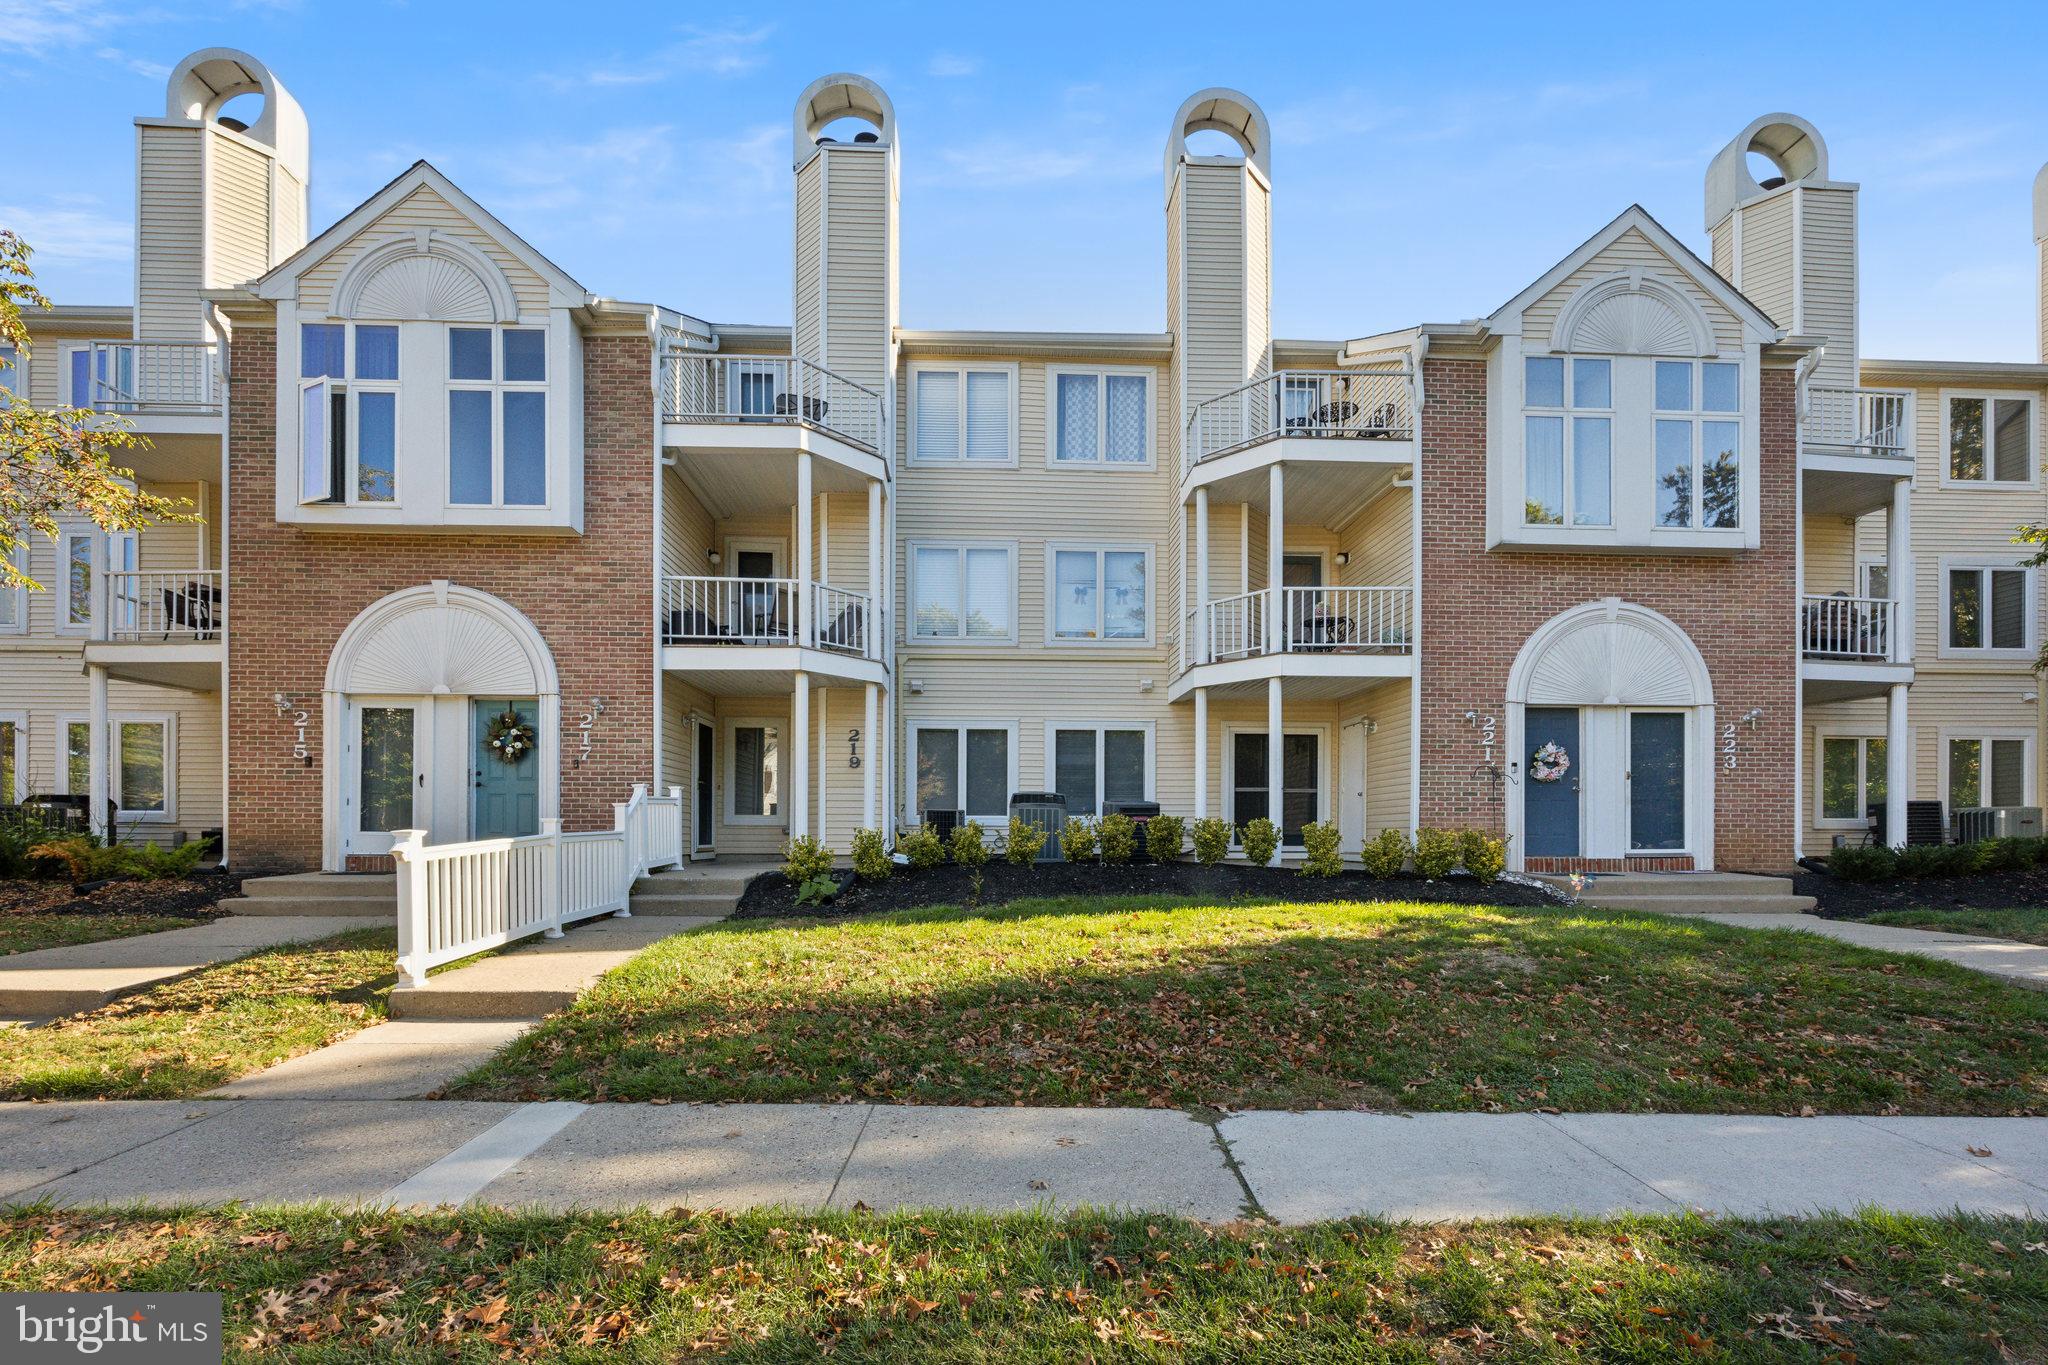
[
  {"left": 1797, "top": 863, "right": 2048, "bottom": 918},
  {"left": 0, "top": 871, "right": 243, "bottom": 921},
  {"left": 734, "top": 859, "right": 1560, "bottom": 920}
]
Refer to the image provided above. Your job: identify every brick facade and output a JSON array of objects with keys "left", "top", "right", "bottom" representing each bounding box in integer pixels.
[
  {"left": 1416, "top": 357, "right": 1799, "bottom": 873},
  {"left": 225, "top": 325, "right": 656, "bottom": 871}
]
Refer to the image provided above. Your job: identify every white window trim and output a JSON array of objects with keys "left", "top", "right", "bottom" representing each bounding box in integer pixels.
[
  {"left": 55, "top": 711, "right": 178, "bottom": 823},
  {"left": 1812, "top": 726, "right": 1889, "bottom": 830},
  {"left": 722, "top": 537, "right": 788, "bottom": 578},
  {"left": 906, "top": 361, "right": 1020, "bottom": 467},
  {"left": 0, "top": 711, "right": 26, "bottom": 803},
  {"left": 1939, "top": 389, "right": 2038, "bottom": 490},
  {"left": 1221, "top": 722, "right": 1331, "bottom": 849},
  {"left": 1936, "top": 726, "right": 2036, "bottom": 810},
  {"left": 1856, "top": 557, "right": 1890, "bottom": 600},
  {"left": 54, "top": 528, "right": 135, "bottom": 636},
  {"left": 723, "top": 716, "right": 785, "bottom": 826},
  {"left": 1042, "top": 721, "right": 1157, "bottom": 814},
  {"left": 1649, "top": 359, "right": 1744, "bottom": 534},
  {"left": 906, "top": 539, "right": 1018, "bottom": 646},
  {"left": 1936, "top": 555, "right": 2037, "bottom": 661},
  {"left": 1519, "top": 355, "right": 1615, "bottom": 529},
  {"left": 0, "top": 540, "right": 26, "bottom": 635},
  {"left": 446, "top": 324, "right": 550, "bottom": 509},
  {"left": 906, "top": 720, "right": 1019, "bottom": 824},
  {"left": 0, "top": 342, "right": 24, "bottom": 404},
  {"left": 1046, "top": 365, "right": 1156, "bottom": 469},
  {"left": 1043, "top": 541, "right": 1155, "bottom": 647}
]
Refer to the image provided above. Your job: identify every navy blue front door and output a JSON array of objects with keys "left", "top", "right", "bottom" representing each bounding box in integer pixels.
[
  {"left": 472, "top": 699, "right": 540, "bottom": 839},
  {"left": 1524, "top": 707, "right": 1580, "bottom": 858}
]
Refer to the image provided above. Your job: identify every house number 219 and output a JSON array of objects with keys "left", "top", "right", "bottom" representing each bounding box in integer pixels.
[{"left": 1721, "top": 723, "right": 1738, "bottom": 770}]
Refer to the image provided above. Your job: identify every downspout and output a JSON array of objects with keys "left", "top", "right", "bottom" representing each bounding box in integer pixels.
[
  {"left": 206, "top": 300, "right": 233, "bottom": 869},
  {"left": 1407, "top": 330, "right": 1428, "bottom": 843}
]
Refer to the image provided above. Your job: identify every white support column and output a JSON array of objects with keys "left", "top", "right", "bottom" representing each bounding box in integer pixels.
[
  {"left": 88, "top": 663, "right": 111, "bottom": 840},
  {"left": 796, "top": 452, "right": 815, "bottom": 648},
  {"left": 1267, "top": 676, "right": 1283, "bottom": 844},
  {"left": 863, "top": 682, "right": 879, "bottom": 829},
  {"left": 1887, "top": 476, "right": 1912, "bottom": 662},
  {"left": 1194, "top": 486, "right": 1211, "bottom": 664},
  {"left": 1885, "top": 683, "right": 1910, "bottom": 848},
  {"left": 1267, "top": 463, "right": 1285, "bottom": 653},
  {"left": 816, "top": 686, "right": 829, "bottom": 846},
  {"left": 1193, "top": 687, "right": 1209, "bottom": 820},
  {"left": 89, "top": 525, "right": 110, "bottom": 643},
  {"left": 867, "top": 479, "right": 883, "bottom": 659},
  {"left": 792, "top": 670, "right": 810, "bottom": 841}
]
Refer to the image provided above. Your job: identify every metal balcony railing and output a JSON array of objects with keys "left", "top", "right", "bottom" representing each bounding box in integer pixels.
[
  {"left": 1800, "top": 385, "right": 1909, "bottom": 460},
  {"left": 1185, "top": 368, "right": 1414, "bottom": 471},
  {"left": 84, "top": 341, "right": 221, "bottom": 416},
  {"left": 661, "top": 575, "right": 881, "bottom": 661},
  {"left": 1800, "top": 593, "right": 1897, "bottom": 662},
  {"left": 1183, "top": 585, "right": 1412, "bottom": 669},
  {"left": 661, "top": 353, "right": 883, "bottom": 454}
]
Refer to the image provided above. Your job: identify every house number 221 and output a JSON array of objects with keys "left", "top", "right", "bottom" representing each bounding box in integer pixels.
[{"left": 1721, "top": 723, "right": 1738, "bottom": 770}]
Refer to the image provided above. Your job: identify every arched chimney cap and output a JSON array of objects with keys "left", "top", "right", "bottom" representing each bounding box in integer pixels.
[
  {"left": 1705, "top": 112, "right": 1829, "bottom": 230},
  {"left": 1165, "top": 87, "right": 1271, "bottom": 192},
  {"left": 2033, "top": 162, "right": 2048, "bottom": 243},
  {"left": 163, "top": 48, "right": 308, "bottom": 181},
  {"left": 793, "top": 73, "right": 894, "bottom": 169}
]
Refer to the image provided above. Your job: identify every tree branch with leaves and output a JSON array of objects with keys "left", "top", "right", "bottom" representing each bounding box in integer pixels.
[{"left": 1, "top": 230, "right": 193, "bottom": 590}]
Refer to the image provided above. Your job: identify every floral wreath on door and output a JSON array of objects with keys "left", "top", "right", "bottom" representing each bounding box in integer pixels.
[{"left": 1530, "top": 740, "right": 1571, "bottom": 783}]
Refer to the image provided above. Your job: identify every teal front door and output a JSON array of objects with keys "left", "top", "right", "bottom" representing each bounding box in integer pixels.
[{"left": 472, "top": 699, "right": 540, "bottom": 839}]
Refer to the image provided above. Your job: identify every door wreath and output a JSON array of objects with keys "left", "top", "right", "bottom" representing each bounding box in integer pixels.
[
  {"left": 1530, "top": 740, "right": 1571, "bottom": 783},
  {"left": 485, "top": 709, "right": 537, "bottom": 765}
]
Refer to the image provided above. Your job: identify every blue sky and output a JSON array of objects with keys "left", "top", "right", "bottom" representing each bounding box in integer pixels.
[{"left": 6, "top": 0, "right": 2048, "bottom": 359}]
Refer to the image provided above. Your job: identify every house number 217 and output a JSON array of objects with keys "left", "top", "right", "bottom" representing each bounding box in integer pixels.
[{"left": 1721, "top": 723, "right": 1738, "bottom": 770}]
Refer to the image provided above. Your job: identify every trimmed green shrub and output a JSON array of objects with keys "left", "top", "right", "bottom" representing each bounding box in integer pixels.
[
  {"left": 1981, "top": 837, "right": 2033, "bottom": 873},
  {"left": 900, "top": 824, "right": 945, "bottom": 871},
  {"left": 781, "top": 834, "right": 834, "bottom": 885},
  {"left": 1098, "top": 813, "right": 1137, "bottom": 864},
  {"left": 120, "top": 840, "right": 210, "bottom": 881},
  {"left": 1191, "top": 817, "right": 1233, "bottom": 866},
  {"left": 1358, "top": 827, "right": 1410, "bottom": 880},
  {"left": 1241, "top": 818, "right": 1279, "bottom": 868},
  {"left": 1459, "top": 830, "right": 1507, "bottom": 885},
  {"left": 1059, "top": 817, "right": 1099, "bottom": 863},
  {"left": 1143, "top": 814, "right": 1185, "bottom": 862},
  {"left": 1299, "top": 821, "right": 1342, "bottom": 877},
  {"left": 1004, "top": 816, "right": 1047, "bottom": 866},
  {"left": 0, "top": 809, "right": 84, "bottom": 879},
  {"left": 949, "top": 819, "right": 989, "bottom": 868},
  {"left": 27, "top": 838, "right": 129, "bottom": 884},
  {"left": 850, "top": 828, "right": 890, "bottom": 881},
  {"left": 1414, "top": 827, "right": 1460, "bottom": 879},
  {"left": 1827, "top": 843, "right": 1897, "bottom": 882}
]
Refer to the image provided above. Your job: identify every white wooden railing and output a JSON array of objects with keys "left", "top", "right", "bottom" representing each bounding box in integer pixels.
[
  {"left": 105, "top": 569, "right": 223, "bottom": 640},
  {"left": 662, "top": 575, "right": 881, "bottom": 660},
  {"left": 1800, "top": 385, "right": 1909, "bottom": 460},
  {"left": 1204, "top": 589, "right": 1267, "bottom": 661},
  {"left": 1184, "top": 586, "right": 1412, "bottom": 669},
  {"left": 1801, "top": 593, "right": 1897, "bottom": 661},
  {"left": 812, "top": 582, "right": 870, "bottom": 655},
  {"left": 1185, "top": 368, "right": 1413, "bottom": 472},
  {"left": 86, "top": 340, "right": 221, "bottom": 415},
  {"left": 393, "top": 783, "right": 684, "bottom": 987},
  {"left": 661, "top": 353, "right": 883, "bottom": 454}
]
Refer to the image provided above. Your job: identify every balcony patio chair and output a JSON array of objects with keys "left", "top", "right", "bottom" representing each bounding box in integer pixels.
[
  {"left": 822, "top": 603, "right": 866, "bottom": 653},
  {"left": 664, "top": 606, "right": 728, "bottom": 644},
  {"left": 774, "top": 392, "right": 830, "bottom": 424},
  {"left": 162, "top": 581, "right": 221, "bottom": 640},
  {"left": 1361, "top": 400, "right": 1402, "bottom": 437}
]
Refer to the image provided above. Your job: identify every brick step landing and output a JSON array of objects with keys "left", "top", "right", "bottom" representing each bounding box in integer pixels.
[{"left": 1536, "top": 871, "right": 1816, "bottom": 915}]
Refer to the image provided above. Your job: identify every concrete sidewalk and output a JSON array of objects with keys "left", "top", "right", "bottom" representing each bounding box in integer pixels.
[
  {"left": 3, "top": 1099, "right": 2041, "bottom": 1223},
  {"left": 1705, "top": 912, "right": 2048, "bottom": 991},
  {"left": 0, "top": 915, "right": 368, "bottom": 1017}
]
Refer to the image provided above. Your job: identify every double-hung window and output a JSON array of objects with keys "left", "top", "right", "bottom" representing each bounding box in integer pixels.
[
  {"left": 299, "top": 322, "right": 399, "bottom": 504},
  {"left": 1944, "top": 561, "right": 2033, "bottom": 656},
  {"left": 0, "top": 540, "right": 25, "bottom": 634},
  {"left": 911, "top": 542, "right": 1014, "bottom": 642},
  {"left": 1050, "top": 725, "right": 1150, "bottom": 817},
  {"left": 1653, "top": 359, "right": 1741, "bottom": 529},
  {"left": 726, "top": 719, "right": 781, "bottom": 823},
  {"left": 449, "top": 327, "right": 548, "bottom": 506},
  {"left": 0, "top": 343, "right": 23, "bottom": 404},
  {"left": 0, "top": 715, "right": 22, "bottom": 803},
  {"left": 1522, "top": 356, "right": 1612, "bottom": 526},
  {"left": 1052, "top": 369, "right": 1150, "bottom": 465},
  {"left": 1048, "top": 545, "right": 1149, "bottom": 643},
  {"left": 1945, "top": 393, "right": 2033, "bottom": 485},
  {"left": 57, "top": 528, "right": 135, "bottom": 633},
  {"left": 911, "top": 365, "right": 1013, "bottom": 464},
  {"left": 60, "top": 714, "right": 173, "bottom": 820},
  {"left": 1945, "top": 734, "right": 2030, "bottom": 812},
  {"left": 912, "top": 724, "right": 1013, "bottom": 823},
  {"left": 1816, "top": 734, "right": 1887, "bottom": 827}
]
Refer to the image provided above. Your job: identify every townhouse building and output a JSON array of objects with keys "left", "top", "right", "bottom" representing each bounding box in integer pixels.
[{"left": 5, "top": 49, "right": 2043, "bottom": 878}]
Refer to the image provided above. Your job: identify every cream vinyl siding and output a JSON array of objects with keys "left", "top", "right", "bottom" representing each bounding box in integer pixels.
[
  {"left": 1732, "top": 193, "right": 1795, "bottom": 333},
  {"left": 1346, "top": 677, "right": 1412, "bottom": 840},
  {"left": 1525, "top": 227, "right": 1747, "bottom": 355},
  {"left": 1799, "top": 698, "right": 1886, "bottom": 856},
  {"left": 1800, "top": 188, "right": 1857, "bottom": 387},
  {"left": 1339, "top": 485, "right": 1412, "bottom": 590},
  {"left": 296, "top": 185, "right": 551, "bottom": 319},
  {"left": 136, "top": 124, "right": 206, "bottom": 339},
  {"left": 792, "top": 157, "right": 822, "bottom": 362},
  {"left": 821, "top": 149, "right": 890, "bottom": 391},
  {"left": 660, "top": 467, "right": 713, "bottom": 576},
  {"left": 1179, "top": 163, "right": 1252, "bottom": 407},
  {"left": 1711, "top": 224, "right": 1733, "bottom": 283},
  {"left": 276, "top": 167, "right": 306, "bottom": 260},
  {"left": 1802, "top": 513, "right": 1860, "bottom": 596},
  {"left": 208, "top": 131, "right": 275, "bottom": 289}
]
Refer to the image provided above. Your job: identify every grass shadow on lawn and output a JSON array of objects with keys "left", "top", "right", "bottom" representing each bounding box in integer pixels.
[{"left": 453, "top": 896, "right": 2048, "bottom": 1115}]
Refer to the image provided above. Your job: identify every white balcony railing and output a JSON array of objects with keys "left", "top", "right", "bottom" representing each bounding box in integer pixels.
[
  {"left": 1801, "top": 593, "right": 1897, "bottom": 661},
  {"left": 84, "top": 341, "right": 221, "bottom": 416},
  {"left": 1186, "top": 368, "right": 1414, "bottom": 471},
  {"left": 661, "top": 353, "right": 883, "bottom": 454},
  {"left": 1184, "top": 585, "right": 1412, "bottom": 669},
  {"left": 662, "top": 575, "right": 882, "bottom": 661},
  {"left": 105, "top": 569, "right": 223, "bottom": 640},
  {"left": 1800, "top": 386, "right": 1909, "bottom": 460}
]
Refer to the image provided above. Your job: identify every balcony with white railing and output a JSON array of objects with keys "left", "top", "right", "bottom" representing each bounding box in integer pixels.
[
  {"left": 661, "top": 353, "right": 884, "bottom": 457},
  {"left": 1174, "top": 585, "right": 1413, "bottom": 698},
  {"left": 1185, "top": 368, "right": 1414, "bottom": 475},
  {"left": 1799, "top": 386, "right": 1909, "bottom": 461},
  {"left": 82, "top": 341, "right": 222, "bottom": 418},
  {"left": 661, "top": 575, "right": 885, "bottom": 677},
  {"left": 105, "top": 569, "right": 224, "bottom": 641},
  {"left": 1800, "top": 593, "right": 1897, "bottom": 662}
]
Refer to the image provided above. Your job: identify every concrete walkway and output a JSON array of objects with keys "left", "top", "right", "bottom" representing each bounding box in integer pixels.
[
  {"left": 388, "top": 914, "right": 718, "bottom": 1020},
  {"left": 3, "top": 1099, "right": 2041, "bottom": 1223},
  {"left": 0, "top": 915, "right": 367, "bottom": 1017},
  {"left": 1704, "top": 912, "right": 2048, "bottom": 991}
]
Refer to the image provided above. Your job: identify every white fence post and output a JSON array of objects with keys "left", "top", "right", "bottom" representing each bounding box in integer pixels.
[
  {"left": 392, "top": 829, "right": 431, "bottom": 988},
  {"left": 613, "top": 783, "right": 647, "bottom": 917},
  {"left": 540, "top": 817, "right": 565, "bottom": 939}
]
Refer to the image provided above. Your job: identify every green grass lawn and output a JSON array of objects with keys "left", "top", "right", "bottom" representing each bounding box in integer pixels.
[
  {"left": 0, "top": 1204, "right": 2038, "bottom": 1361},
  {"left": 453, "top": 897, "right": 2048, "bottom": 1115},
  {"left": 0, "top": 929, "right": 397, "bottom": 1099},
  {"left": 0, "top": 913, "right": 193, "bottom": 957},
  {"left": 1867, "top": 908, "right": 2048, "bottom": 948}
]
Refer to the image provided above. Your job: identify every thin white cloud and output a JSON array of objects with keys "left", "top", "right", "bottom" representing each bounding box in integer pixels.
[
  {"left": 928, "top": 52, "right": 980, "bottom": 78},
  {"left": 96, "top": 46, "right": 169, "bottom": 79},
  {"left": 541, "top": 23, "right": 776, "bottom": 91},
  {"left": 0, "top": 198, "right": 133, "bottom": 263}
]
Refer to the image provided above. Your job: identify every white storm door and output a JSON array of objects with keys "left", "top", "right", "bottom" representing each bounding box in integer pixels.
[
  {"left": 1339, "top": 719, "right": 1368, "bottom": 855},
  {"left": 345, "top": 700, "right": 426, "bottom": 856}
]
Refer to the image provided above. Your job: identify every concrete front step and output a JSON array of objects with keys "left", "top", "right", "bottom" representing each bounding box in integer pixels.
[
  {"left": 630, "top": 893, "right": 740, "bottom": 916},
  {"left": 1538, "top": 871, "right": 1812, "bottom": 916},
  {"left": 233, "top": 873, "right": 395, "bottom": 918},
  {"left": 1578, "top": 894, "right": 1819, "bottom": 915}
]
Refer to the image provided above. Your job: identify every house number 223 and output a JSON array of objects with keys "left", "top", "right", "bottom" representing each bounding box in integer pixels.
[{"left": 1721, "top": 723, "right": 1738, "bottom": 770}]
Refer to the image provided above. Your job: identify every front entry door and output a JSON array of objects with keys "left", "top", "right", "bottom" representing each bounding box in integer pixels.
[
  {"left": 1338, "top": 719, "right": 1368, "bottom": 855},
  {"left": 471, "top": 699, "right": 540, "bottom": 839},
  {"left": 346, "top": 700, "right": 424, "bottom": 857},
  {"left": 1524, "top": 706, "right": 1581, "bottom": 858},
  {"left": 694, "top": 719, "right": 716, "bottom": 854},
  {"left": 1627, "top": 711, "right": 1687, "bottom": 852}
]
